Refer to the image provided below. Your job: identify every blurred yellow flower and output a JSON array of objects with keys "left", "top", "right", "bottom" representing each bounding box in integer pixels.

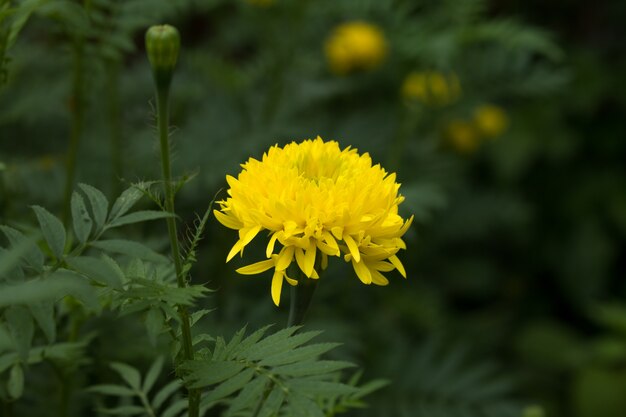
[
  {"left": 214, "top": 137, "right": 413, "bottom": 306},
  {"left": 324, "top": 22, "right": 387, "bottom": 75},
  {"left": 446, "top": 120, "right": 480, "bottom": 153},
  {"left": 473, "top": 104, "right": 508, "bottom": 138},
  {"left": 402, "top": 71, "right": 461, "bottom": 107},
  {"left": 245, "top": 0, "right": 274, "bottom": 7}
]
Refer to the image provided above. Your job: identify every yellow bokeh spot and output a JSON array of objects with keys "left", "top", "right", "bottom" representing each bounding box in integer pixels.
[
  {"left": 446, "top": 120, "right": 480, "bottom": 154},
  {"left": 401, "top": 71, "right": 461, "bottom": 107},
  {"left": 325, "top": 21, "right": 387, "bottom": 75},
  {"left": 473, "top": 104, "right": 508, "bottom": 138}
]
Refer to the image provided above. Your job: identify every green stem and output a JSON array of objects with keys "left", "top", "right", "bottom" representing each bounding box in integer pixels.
[
  {"left": 287, "top": 272, "right": 318, "bottom": 327},
  {"left": 155, "top": 87, "right": 199, "bottom": 417},
  {"left": 62, "top": 37, "right": 85, "bottom": 226}
]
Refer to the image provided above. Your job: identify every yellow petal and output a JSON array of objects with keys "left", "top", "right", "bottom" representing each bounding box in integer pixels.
[
  {"left": 239, "top": 225, "right": 262, "bottom": 246},
  {"left": 275, "top": 246, "right": 295, "bottom": 271},
  {"left": 352, "top": 259, "right": 372, "bottom": 284},
  {"left": 295, "top": 247, "right": 306, "bottom": 275},
  {"left": 213, "top": 210, "right": 242, "bottom": 230},
  {"left": 343, "top": 234, "right": 360, "bottom": 263},
  {"left": 271, "top": 269, "right": 283, "bottom": 306},
  {"left": 389, "top": 254, "right": 406, "bottom": 278},
  {"left": 236, "top": 259, "right": 275, "bottom": 275},
  {"left": 266, "top": 233, "right": 279, "bottom": 258},
  {"left": 226, "top": 239, "right": 245, "bottom": 262},
  {"left": 303, "top": 239, "right": 316, "bottom": 277},
  {"left": 371, "top": 269, "right": 389, "bottom": 285}
]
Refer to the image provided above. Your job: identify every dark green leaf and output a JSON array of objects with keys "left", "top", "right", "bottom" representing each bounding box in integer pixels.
[
  {"left": 66, "top": 256, "right": 124, "bottom": 289},
  {"left": 198, "top": 368, "right": 254, "bottom": 399},
  {"left": 71, "top": 192, "right": 92, "bottom": 244},
  {"left": 152, "top": 380, "right": 182, "bottom": 410},
  {"left": 273, "top": 360, "right": 354, "bottom": 377},
  {"left": 107, "top": 210, "right": 175, "bottom": 229},
  {"left": 99, "top": 405, "right": 145, "bottom": 415},
  {"left": 7, "top": 363, "right": 24, "bottom": 400},
  {"left": 28, "top": 301, "right": 56, "bottom": 343},
  {"left": 110, "top": 362, "right": 141, "bottom": 390},
  {"left": 161, "top": 399, "right": 187, "bottom": 417},
  {"left": 226, "top": 377, "right": 267, "bottom": 416},
  {"left": 0, "top": 226, "right": 44, "bottom": 271},
  {"left": 143, "top": 356, "right": 164, "bottom": 394},
  {"left": 79, "top": 183, "right": 109, "bottom": 232},
  {"left": 92, "top": 240, "right": 168, "bottom": 263},
  {"left": 287, "top": 393, "right": 325, "bottom": 417},
  {"left": 287, "top": 379, "right": 358, "bottom": 396},
  {"left": 108, "top": 186, "right": 144, "bottom": 221},
  {"left": 31, "top": 205, "right": 66, "bottom": 259},
  {"left": 186, "top": 360, "right": 246, "bottom": 387},
  {"left": 88, "top": 384, "right": 137, "bottom": 396},
  {"left": 259, "top": 343, "right": 341, "bottom": 367},
  {"left": 246, "top": 328, "right": 319, "bottom": 361},
  {"left": 258, "top": 386, "right": 285, "bottom": 417}
]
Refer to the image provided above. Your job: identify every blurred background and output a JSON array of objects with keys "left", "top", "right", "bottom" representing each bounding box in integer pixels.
[{"left": 1, "top": 0, "right": 625, "bottom": 416}]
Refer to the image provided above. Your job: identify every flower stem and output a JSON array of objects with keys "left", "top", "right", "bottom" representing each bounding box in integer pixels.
[
  {"left": 155, "top": 87, "right": 199, "bottom": 417},
  {"left": 287, "top": 274, "right": 318, "bottom": 327}
]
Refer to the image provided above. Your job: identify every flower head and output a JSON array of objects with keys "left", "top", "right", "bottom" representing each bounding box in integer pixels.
[
  {"left": 473, "top": 104, "right": 508, "bottom": 138},
  {"left": 445, "top": 120, "right": 480, "bottom": 153},
  {"left": 214, "top": 137, "right": 413, "bottom": 306},
  {"left": 401, "top": 71, "right": 461, "bottom": 107},
  {"left": 324, "top": 22, "right": 387, "bottom": 75}
]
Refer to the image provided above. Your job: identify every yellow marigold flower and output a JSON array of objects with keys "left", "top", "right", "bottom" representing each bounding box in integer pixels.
[
  {"left": 214, "top": 137, "right": 413, "bottom": 306},
  {"left": 473, "top": 104, "right": 508, "bottom": 138},
  {"left": 446, "top": 120, "right": 480, "bottom": 153},
  {"left": 401, "top": 71, "right": 461, "bottom": 107},
  {"left": 324, "top": 21, "right": 387, "bottom": 75}
]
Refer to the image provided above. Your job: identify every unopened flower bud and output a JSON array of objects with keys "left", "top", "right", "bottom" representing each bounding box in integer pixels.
[{"left": 145, "top": 25, "right": 180, "bottom": 90}]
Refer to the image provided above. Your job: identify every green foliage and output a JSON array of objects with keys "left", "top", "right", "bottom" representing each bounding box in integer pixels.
[{"left": 183, "top": 325, "right": 381, "bottom": 416}]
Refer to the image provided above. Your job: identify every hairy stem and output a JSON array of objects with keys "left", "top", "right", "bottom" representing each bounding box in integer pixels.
[{"left": 155, "top": 87, "right": 199, "bottom": 417}]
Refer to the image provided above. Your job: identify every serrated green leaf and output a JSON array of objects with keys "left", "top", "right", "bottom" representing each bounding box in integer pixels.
[
  {"left": 66, "top": 256, "right": 124, "bottom": 289},
  {"left": 99, "top": 405, "right": 145, "bottom": 415},
  {"left": 5, "top": 305, "right": 34, "bottom": 361},
  {"left": 71, "top": 191, "right": 92, "bottom": 244},
  {"left": 287, "top": 393, "right": 325, "bottom": 417},
  {"left": 232, "top": 325, "right": 272, "bottom": 359},
  {"left": 31, "top": 205, "right": 66, "bottom": 259},
  {"left": 259, "top": 342, "right": 341, "bottom": 367},
  {"left": 79, "top": 183, "right": 109, "bottom": 232},
  {"left": 258, "top": 385, "right": 285, "bottom": 417},
  {"left": 273, "top": 360, "right": 354, "bottom": 377},
  {"left": 110, "top": 362, "right": 141, "bottom": 390},
  {"left": 0, "top": 225, "right": 44, "bottom": 271},
  {"left": 226, "top": 376, "right": 267, "bottom": 416},
  {"left": 0, "top": 270, "right": 97, "bottom": 311},
  {"left": 7, "top": 363, "right": 24, "bottom": 400},
  {"left": 152, "top": 379, "right": 182, "bottom": 410},
  {"left": 287, "top": 379, "right": 358, "bottom": 397},
  {"left": 88, "top": 384, "right": 137, "bottom": 396},
  {"left": 91, "top": 239, "right": 168, "bottom": 263},
  {"left": 245, "top": 328, "right": 318, "bottom": 362},
  {"left": 108, "top": 186, "right": 144, "bottom": 221},
  {"left": 200, "top": 368, "right": 255, "bottom": 402},
  {"left": 142, "top": 356, "right": 164, "bottom": 394},
  {"left": 186, "top": 360, "right": 246, "bottom": 387},
  {"left": 28, "top": 301, "right": 56, "bottom": 343},
  {"left": 106, "top": 210, "right": 175, "bottom": 229}
]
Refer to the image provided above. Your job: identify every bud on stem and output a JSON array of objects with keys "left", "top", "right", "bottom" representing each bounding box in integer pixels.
[{"left": 145, "top": 24, "right": 181, "bottom": 91}]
